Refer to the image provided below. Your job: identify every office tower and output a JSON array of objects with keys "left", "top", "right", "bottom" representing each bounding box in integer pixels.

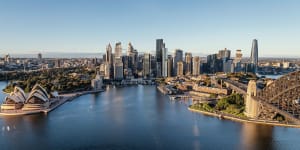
[
  {"left": 122, "top": 56, "right": 131, "bottom": 78},
  {"left": 132, "top": 50, "right": 138, "bottom": 75},
  {"left": 37, "top": 53, "right": 42, "bottom": 61},
  {"left": 91, "top": 70, "right": 103, "bottom": 90},
  {"left": 127, "top": 42, "right": 134, "bottom": 57},
  {"left": 103, "top": 62, "right": 110, "bottom": 79},
  {"left": 4, "top": 54, "right": 10, "bottom": 64},
  {"left": 114, "top": 58, "right": 123, "bottom": 80},
  {"left": 234, "top": 50, "right": 242, "bottom": 63},
  {"left": 167, "top": 55, "right": 173, "bottom": 77},
  {"left": 105, "top": 43, "right": 113, "bottom": 79},
  {"left": 162, "top": 47, "right": 168, "bottom": 77},
  {"left": 233, "top": 50, "right": 243, "bottom": 72},
  {"left": 218, "top": 48, "right": 231, "bottom": 60},
  {"left": 156, "top": 39, "right": 165, "bottom": 77},
  {"left": 55, "top": 59, "right": 61, "bottom": 68},
  {"left": 250, "top": 39, "right": 258, "bottom": 73},
  {"left": 223, "top": 59, "right": 234, "bottom": 73},
  {"left": 127, "top": 42, "right": 138, "bottom": 75},
  {"left": 127, "top": 42, "right": 134, "bottom": 70},
  {"left": 150, "top": 55, "right": 156, "bottom": 77},
  {"left": 193, "top": 56, "right": 200, "bottom": 76},
  {"left": 115, "top": 42, "right": 122, "bottom": 59},
  {"left": 106, "top": 43, "right": 112, "bottom": 64},
  {"left": 173, "top": 49, "right": 183, "bottom": 76},
  {"left": 177, "top": 61, "right": 184, "bottom": 76},
  {"left": 185, "top": 52, "right": 192, "bottom": 75},
  {"left": 207, "top": 54, "right": 222, "bottom": 73},
  {"left": 143, "top": 53, "right": 151, "bottom": 78}
]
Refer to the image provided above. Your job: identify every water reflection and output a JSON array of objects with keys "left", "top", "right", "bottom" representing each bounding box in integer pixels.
[
  {"left": 1, "top": 114, "right": 49, "bottom": 149},
  {"left": 240, "top": 123, "right": 275, "bottom": 150},
  {"left": 0, "top": 82, "right": 299, "bottom": 150}
]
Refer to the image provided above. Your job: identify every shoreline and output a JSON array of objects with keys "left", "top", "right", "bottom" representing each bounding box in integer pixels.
[
  {"left": 0, "top": 89, "right": 104, "bottom": 116},
  {"left": 188, "top": 107, "right": 300, "bottom": 128}
]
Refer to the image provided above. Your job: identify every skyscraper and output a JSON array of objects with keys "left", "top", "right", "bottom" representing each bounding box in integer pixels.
[
  {"left": 114, "top": 59, "right": 123, "bottom": 80},
  {"left": 156, "top": 39, "right": 165, "bottom": 77},
  {"left": 162, "top": 47, "right": 168, "bottom": 77},
  {"left": 115, "top": 42, "right": 122, "bottom": 59},
  {"left": 250, "top": 39, "right": 258, "bottom": 73},
  {"left": 105, "top": 43, "right": 113, "bottom": 79},
  {"left": 106, "top": 43, "right": 112, "bottom": 65},
  {"left": 167, "top": 55, "right": 173, "bottom": 77},
  {"left": 143, "top": 53, "right": 151, "bottom": 78},
  {"left": 173, "top": 49, "right": 183, "bottom": 76},
  {"left": 127, "top": 42, "right": 134, "bottom": 57},
  {"left": 4, "top": 54, "right": 10, "bottom": 64},
  {"left": 37, "top": 53, "right": 42, "bottom": 61},
  {"left": 127, "top": 42, "right": 138, "bottom": 75},
  {"left": 185, "top": 52, "right": 192, "bottom": 75},
  {"left": 234, "top": 49, "right": 242, "bottom": 63},
  {"left": 104, "top": 62, "right": 110, "bottom": 79},
  {"left": 192, "top": 56, "right": 200, "bottom": 76},
  {"left": 177, "top": 61, "right": 184, "bottom": 76}
]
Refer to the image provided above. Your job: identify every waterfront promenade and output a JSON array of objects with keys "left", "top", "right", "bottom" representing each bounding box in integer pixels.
[
  {"left": 156, "top": 83, "right": 300, "bottom": 128},
  {"left": 0, "top": 89, "right": 104, "bottom": 116},
  {"left": 188, "top": 107, "right": 300, "bottom": 128}
]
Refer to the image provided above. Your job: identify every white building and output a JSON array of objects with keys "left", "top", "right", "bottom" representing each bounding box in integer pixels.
[
  {"left": 162, "top": 47, "right": 168, "bottom": 77},
  {"left": 91, "top": 71, "right": 103, "bottom": 90}
]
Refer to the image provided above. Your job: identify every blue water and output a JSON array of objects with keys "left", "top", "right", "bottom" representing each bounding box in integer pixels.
[{"left": 0, "top": 82, "right": 300, "bottom": 150}]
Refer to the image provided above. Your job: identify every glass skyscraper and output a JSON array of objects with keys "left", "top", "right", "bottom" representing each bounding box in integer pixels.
[{"left": 250, "top": 39, "right": 258, "bottom": 73}]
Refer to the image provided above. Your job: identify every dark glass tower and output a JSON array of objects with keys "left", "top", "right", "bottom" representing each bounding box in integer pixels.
[
  {"left": 156, "top": 39, "right": 164, "bottom": 77},
  {"left": 250, "top": 39, "right": 258, "bottom": 73}
]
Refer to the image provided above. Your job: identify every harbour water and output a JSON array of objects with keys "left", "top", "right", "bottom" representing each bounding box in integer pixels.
[{"left": 0, "top": 81, "right": 300, "bottom": 150}]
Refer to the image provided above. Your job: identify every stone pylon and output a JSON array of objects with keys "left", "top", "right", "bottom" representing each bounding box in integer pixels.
[{"left": 244, "top": 80, "right": 259, "bottom": 118}]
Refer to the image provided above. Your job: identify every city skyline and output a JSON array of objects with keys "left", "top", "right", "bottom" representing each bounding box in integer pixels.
[{"left": 1, "top": 0, "right": 300, "bottom": 57}]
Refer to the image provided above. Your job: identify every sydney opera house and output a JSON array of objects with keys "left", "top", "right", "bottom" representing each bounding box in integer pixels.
[{"left": 1, "top": 84, "right": 52, "bottom": 110}]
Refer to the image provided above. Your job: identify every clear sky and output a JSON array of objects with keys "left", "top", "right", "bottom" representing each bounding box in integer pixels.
[{"left": 0, "top": 0, "right": 299, "bottom": 57}]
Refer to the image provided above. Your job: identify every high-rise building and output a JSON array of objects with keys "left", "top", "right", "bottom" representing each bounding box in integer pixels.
[
  {"left": 207, "top": 54, "right": 222, "bottom": 73},
  {"left": 185, "top": 52, "right": 192, "bottom": 75},
  {"left": 115, "top": 42, "right": 122, "bottom": 59},
  {"left": 105, "top": 43, "right": 113, "bottom": 79},
  {"left": 156, "top": 39, "right": 165, "bottom": 77},
  {"left": 104, "top": 62, "right": 110, "bottom": 79},
  {"left": 177, "top": 61, "right": 184, "bottom": 76},
  {"left": 167, "top": 55, "right": 173, "bottom": 77},
  {"left": 4, "top": 54, "right": 10, "bottom": 64},
  {"left": 126, "top": 42, "right": 138, "bottom": 75},
  {"left": 218, "top": 48, "right": 231, "bottom": 60},
  {"left": 193, "top": 56, "right": 200, "bottom": 76},
  {"left": 55, "top": 59, "right": 61, "bottom": 68},
  {"left": 127, "top": 42, "right": 134, "bottom": 57},
  {"left": 122, "top": 56, "right": 132, "bottom": 79},
  {"left": 173, "top": 49, "right": 183, "bottom": 76},
  {"left": 106, "top": 43, "right": 113, "bottom": 65},
  {"left": 223, "top": 59, "right": 234, "bottom": 73},
  {"left": 234, "top": 50, "right": 243, "bottom": 72},
  {"left": 143, "top": 53, "right": 151, "bottom": 78},
  {"left": 162, "top": 47, "right": 168, "bottom": 77},
  {"left": 114, "top": 58, "right": 123, "bottom": 80},
  {"left": 127, "top": 42, "right": 134, "bottom": 70},
  {"left": 234, "top": 49, "right": 242, "bottom": 63},
  {"left": 132, "top": 49, "right": 138, "bottom": 75},
  {"left": 91, "top": 70, "right": 103, "bottom": 90},
  {"left": 38, "top": 53, "right": 42, "bottom": 61},
  {"left": 250, "top": 39, "right": 258, "bottom": 73}
]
